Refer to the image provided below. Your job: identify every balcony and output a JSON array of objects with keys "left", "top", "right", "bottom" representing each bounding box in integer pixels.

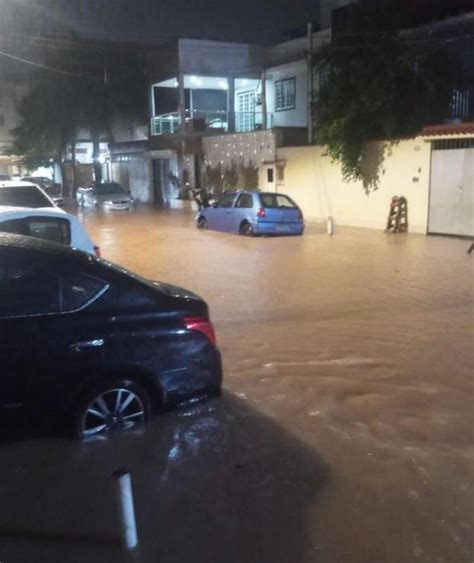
[{"left": 150, "top": 111, "right": 273, "bottom": 136}]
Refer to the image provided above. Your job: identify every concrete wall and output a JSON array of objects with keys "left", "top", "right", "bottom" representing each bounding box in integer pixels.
[
  {"left": 202, "top": 129, "right": 277, "bottom": 190},
  {"left": 277, "top": 138, "right": 432, "bottom": 233},
  {"left": 266, "top": 60, "right": 308, "bottom": 128}
]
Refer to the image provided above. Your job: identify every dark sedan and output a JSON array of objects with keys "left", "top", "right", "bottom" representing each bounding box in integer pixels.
[{"left": 0, "top": 234, "right": 222, "bottom": 439}]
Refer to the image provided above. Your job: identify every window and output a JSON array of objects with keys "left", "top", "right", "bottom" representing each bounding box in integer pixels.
[
  {"left": 0, "top": 219, "right": 29, "bottom": 236},
  {"left": 260, "top": 194, "right": 297, "bottom": 209},
  {"left": 275, "top": 78, "right": 296, "bottom": 111},
  {"left": 0, "top": 265, "right": 60, "bottom": 318},
  {"left": 27, "top": 218, "right": 71, "bottom": 245},
  {"left": 216, "top": 192, "right": 236, "bottom": 208},
  {"left": 0, "top": 217, "right": 71, "bottom": 245},
  {"left": 0, "top": 186, "right": 53, "bottom": 208},
  {"left": 267, "top": 168, "right": 274, "bottom": 183},
  {"left": 95, "top": 183, "right": 126, "bottom": 195},
  {"left": 433, "top": 139, "right": 474, "bottom": 150},
  {"left": 62, "top": 273, "right": 107, "bottom": 311},
  {"left": 235, "top": 193, "right": 253, "bottom": 208}
]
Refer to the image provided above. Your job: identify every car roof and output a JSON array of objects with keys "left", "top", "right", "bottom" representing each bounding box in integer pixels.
[
  {"left": 0, "top": 232, "right": 92, "bottom": 263},
  {"left": 0, "top": 180, "right": 44, "bottom": 188},
  {"left": 0, "top": 206, "right": 74, "bottom": 220}
]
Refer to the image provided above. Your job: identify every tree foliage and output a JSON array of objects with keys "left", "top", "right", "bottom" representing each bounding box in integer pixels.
[
  {"left": 312, "top": 2, "right": 460, "bottom": 192},
  {"left": 10, "top": 39, "right": 147, "bottom": 184}
]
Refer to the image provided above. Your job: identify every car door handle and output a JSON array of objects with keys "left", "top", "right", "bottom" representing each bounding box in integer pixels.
[{"left": 69, "top": 339, "right": 105, "bottom": 351}]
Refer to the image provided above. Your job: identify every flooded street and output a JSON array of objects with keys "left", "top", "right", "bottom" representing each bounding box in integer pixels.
[{"left": 0, "top": 207, "right": 472, "bottom": 563}]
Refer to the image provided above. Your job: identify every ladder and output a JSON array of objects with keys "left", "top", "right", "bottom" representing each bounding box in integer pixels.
[{"left": 385, "top": 196, "right": 408, "bottom": 233}]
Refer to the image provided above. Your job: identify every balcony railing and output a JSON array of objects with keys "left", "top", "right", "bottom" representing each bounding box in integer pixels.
[{"left": 150, "top": 111, "right": 273, "bottom": 136}]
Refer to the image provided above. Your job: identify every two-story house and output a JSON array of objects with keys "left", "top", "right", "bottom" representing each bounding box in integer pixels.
[{"left": 108, "top": 27, "right": 333, "bottom": 205}]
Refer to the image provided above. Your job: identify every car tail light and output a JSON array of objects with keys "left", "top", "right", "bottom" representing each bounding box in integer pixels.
[
  {"left": 94, "top": 246, "right": 101, "bottom": 258},
  {"left": 298, "top": 209, "right": 303, "bottom": 220},
  {"left": 256, "top": 207, "right": 266, "bottom": 218},
  {"left": 184, "top": 317, "right": 217, "bottom": 346}
]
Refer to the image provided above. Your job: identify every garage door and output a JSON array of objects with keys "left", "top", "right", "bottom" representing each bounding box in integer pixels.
[{"left": 428, "top": 143, "right": 474, "bottom": 237}]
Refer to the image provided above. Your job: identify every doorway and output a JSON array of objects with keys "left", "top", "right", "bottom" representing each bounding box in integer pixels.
[
  {"left": 236, "top": 91, "right": 256, "bottom": 132},
  {"left": 152, "top": 158, "right": 170, "bottom": 207}
]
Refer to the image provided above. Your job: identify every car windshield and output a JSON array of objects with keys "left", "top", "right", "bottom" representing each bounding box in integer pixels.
[
  {"left": 260, "top": 194, "right": 297, "bottom": 209},
  {"left": 0, "top": 186, "right": 53, "bottom": 208},
  {"left": 95, "top": 183, "right": 126, "bottom": 195}
]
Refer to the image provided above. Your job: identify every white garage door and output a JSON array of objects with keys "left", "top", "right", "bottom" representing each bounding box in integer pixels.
[{"left": 428, "top": 143, "right": 474, "bottom": 237}]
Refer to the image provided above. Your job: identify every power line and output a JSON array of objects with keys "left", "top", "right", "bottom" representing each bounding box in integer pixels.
[{"left": 0, "top": 48, "right": 101, "bottom": 79}]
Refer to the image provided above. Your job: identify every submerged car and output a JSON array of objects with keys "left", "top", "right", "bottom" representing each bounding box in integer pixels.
[
  {"left": 196, "top": 190, "right": 304, "bottom": 236},
  {"left": 0, "top": 207, "right": 100, "bottom": 256},
  {"left": 0, "top": 234, "right": 222, "bottom": 439},
  {"left": 77, "top": 182, "right": 135, "bottom": 211},
  {"left": 0, "top": 180, "right": 59, "bottom": 209}
]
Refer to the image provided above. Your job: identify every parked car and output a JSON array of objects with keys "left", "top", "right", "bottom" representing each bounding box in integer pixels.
[
  {"left": 21, "top": 176, "right": 54, "bottom": 192},
  {"left": 76, "top": 182, "right": 135, "bottom": 211},
  {"left": 0, "top": 234, "right": 222, "bottom": 439},
  {"left": 196, "top": 191, "right": 304, "bottom": 236},
  {"left": 21, "top": 176, "right": 63, "bottom": 205},
  {"left": 0, "top": 180, "right": 60, "bottom": 209},
  {"left": 0, "top": 207, "right": 100, "bottom": 256}
]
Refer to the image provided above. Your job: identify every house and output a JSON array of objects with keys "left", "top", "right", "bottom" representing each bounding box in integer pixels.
[{"left": 273, "top": 7, "right": 474, "bottom": 237}]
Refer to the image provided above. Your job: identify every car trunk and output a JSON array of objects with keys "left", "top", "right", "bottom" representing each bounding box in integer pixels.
[{"left": 260, "top": 207, "right": 301, "bottom": 223}]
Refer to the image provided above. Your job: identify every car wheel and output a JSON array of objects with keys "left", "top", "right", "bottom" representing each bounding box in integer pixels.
[
  {"left": 240, "top": 221, "right": 254, "bottom": 237},
  {"left": 197, "top": 216, "right": 208, "bottom": 229},
  {"left": 73, "top": 379, "right": 151, "bottom": 440}
]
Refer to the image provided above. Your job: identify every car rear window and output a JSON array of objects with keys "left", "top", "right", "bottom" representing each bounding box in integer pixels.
[
  {"left": 0, "top": 217, "right": 71, "bottom": 245},
  {"left": 0, "top": 186, "right": 53, "bottom": 208},
  {"left": 260, "top": 194, "right": 297, "bottom": 209}
]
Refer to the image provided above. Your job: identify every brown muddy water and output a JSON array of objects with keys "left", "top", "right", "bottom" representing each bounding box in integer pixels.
[{"left": 0, "top": 207, "right": 472, "bottom": 563}]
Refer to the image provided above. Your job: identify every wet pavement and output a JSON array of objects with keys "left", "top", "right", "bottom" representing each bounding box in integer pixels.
[{"left": 0, "top": 207, "right": 472, "bottom": 563}]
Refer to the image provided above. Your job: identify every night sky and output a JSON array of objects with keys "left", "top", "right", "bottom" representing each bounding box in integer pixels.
[{"left": 2, "top": 0, "right": 322, "bottom": 44}]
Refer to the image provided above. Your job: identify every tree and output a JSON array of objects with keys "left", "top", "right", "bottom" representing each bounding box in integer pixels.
[
  {"left": 10, "top": 38, "right": 147, "bottom": 189},
  {"left": 312, "top": 2, "right": 460, "bottom": 192}
]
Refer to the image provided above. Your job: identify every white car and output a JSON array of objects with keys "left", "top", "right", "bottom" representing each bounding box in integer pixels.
[
  {"left": 76, "top": 182, "right": 135, "bottom": 210},
  {"left": 0, "top": 180, "right": 60, "bottom": 209},
  {"left": 0, "top": 207, "right": 100, "bottom": 256}
]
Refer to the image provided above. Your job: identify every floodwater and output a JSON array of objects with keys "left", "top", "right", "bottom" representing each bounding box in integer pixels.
[{"left": 0, "top": 207, "right": 472, "bottom": 563}]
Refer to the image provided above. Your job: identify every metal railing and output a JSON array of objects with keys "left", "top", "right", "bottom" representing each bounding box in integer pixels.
[{"left": 150, "top": 111, "right": 273, "bottom": 136}]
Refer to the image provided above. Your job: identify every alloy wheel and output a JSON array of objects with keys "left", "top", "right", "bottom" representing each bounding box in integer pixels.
[{"left": 80, "top": 388, "right": 146, "bottom": 438}]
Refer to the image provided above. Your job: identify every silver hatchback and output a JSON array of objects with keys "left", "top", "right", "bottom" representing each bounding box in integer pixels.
[{"left": 76, "top": 182, "right": 135, "bottom": 211}]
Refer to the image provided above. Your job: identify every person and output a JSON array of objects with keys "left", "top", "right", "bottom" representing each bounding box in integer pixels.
[{"left": 190, "top": 187, "right": 212, "bottom": 209}]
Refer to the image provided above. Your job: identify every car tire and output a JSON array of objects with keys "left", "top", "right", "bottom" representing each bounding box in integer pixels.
[
  {"left": 197, "top": 216, "right": 208, "bottom": 229},
  {"left": 240, "top": 221, "right": 254, "bottom": 237},
  {"left": 72, "top": 378, "right": 151, "bottom": 440}
]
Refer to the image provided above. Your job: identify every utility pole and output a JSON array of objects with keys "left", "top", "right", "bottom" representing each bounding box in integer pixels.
[{"left": 307, "top": 21, "right": 314, "bottom": 144}]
